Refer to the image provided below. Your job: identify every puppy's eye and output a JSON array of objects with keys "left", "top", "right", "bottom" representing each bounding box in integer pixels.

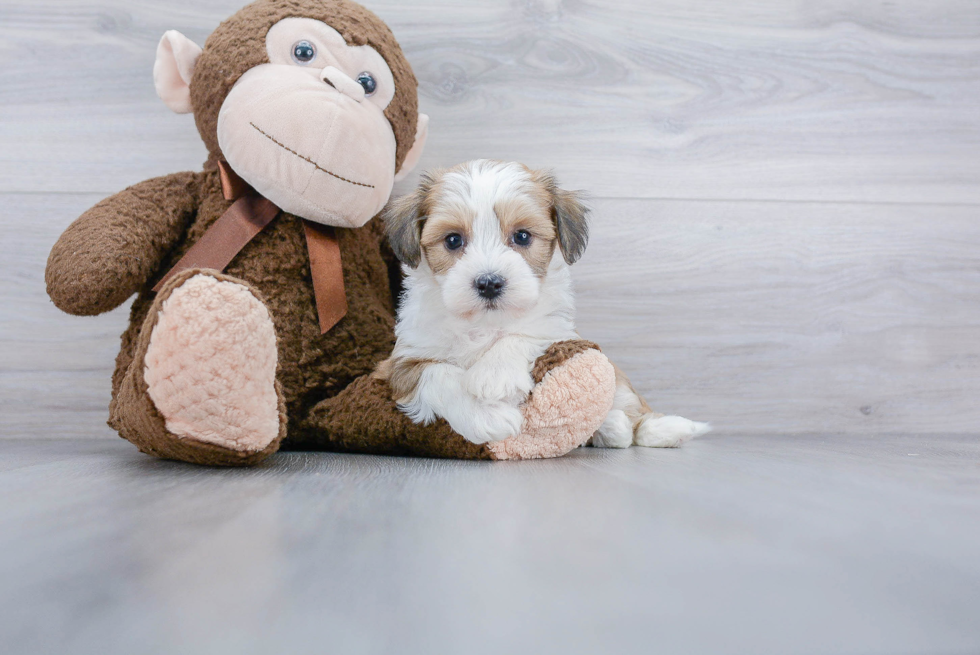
[
  {"left": 512, "top": 230, "right": 532, "bottom": 247},
  {"left": 356, "top": 72, "right": 378, "bottom": 96},
  {"left": 445, "top": 233, "right": 464, "bottom": 251},
  {"left": 292, "top": 41, "right": 317, "bottom": 65}
]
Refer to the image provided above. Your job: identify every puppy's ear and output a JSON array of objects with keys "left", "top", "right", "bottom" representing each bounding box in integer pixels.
[
  {"left": 539, "top": 173, "right": 590, "bottom": 265},
  {"left": 382, "top": 173, "right": 435, "bottom": 268},
  {"left": 553, "top": 188, "right": 590, "bottom": 265}
]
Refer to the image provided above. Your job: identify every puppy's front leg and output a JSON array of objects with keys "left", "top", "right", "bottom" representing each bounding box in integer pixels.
[
  {"left": 464, "top": 336, "right": 547, "bottom": 404},
  {"left": 391, "top": 360, "right": 524, "bottom": 444}
]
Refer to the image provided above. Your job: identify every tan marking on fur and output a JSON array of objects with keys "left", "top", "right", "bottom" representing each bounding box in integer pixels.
[
  {"left": 384, "top": 167, "right": 453, "bottom": 268},
  {"left": 525, "top": 165, "right": 589, "bottom": 265},
  {"left": 377, "top": 356, "right": 439, "bottom": 403},
  {"left": 415, "top": 162, "right": 475, "bottom": 215},
  {"left": 494, "top": 195, "right": 557, "bottom": 277},
  {"left": 372, "top": 357, "right": 394, "bottom": 381},
  {"left": 419, "top": 198, "right": 474, "bottom": 275},
  {"left": 612, "top": 362, "right": 656, "bottom": 424},
  {"left": 523, "top": 166, "right": 557, "bottom": 207}
]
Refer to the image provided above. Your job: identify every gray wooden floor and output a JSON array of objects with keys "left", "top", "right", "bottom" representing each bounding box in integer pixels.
[
  {"left": 2, "top": 435, "right": 979, "bottom": 655},
  {"left": 2, "top": 1, "right": 980, "bottom": 652}
]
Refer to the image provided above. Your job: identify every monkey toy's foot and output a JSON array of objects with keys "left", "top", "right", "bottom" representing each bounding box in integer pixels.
[
  {"left": 486, "top": 341, "right": 616, "bottom": 461},
  {"left": 144, "top": 271, "right": 282, "bottom": 454},
  {"left": 111, "top": 269, "right": 286, "bottom": 466}
]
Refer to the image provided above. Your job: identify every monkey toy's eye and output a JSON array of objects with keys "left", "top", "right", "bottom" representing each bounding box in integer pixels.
[
  {"left": 292, "top": 40, "right": 317, "bottom": 65},
  {"left": 513, "top": 230, "right": 532, "bottom": 247},
  {"left": 445, "top": 233, "right": 464, "bottom": 251},
  {"left": 356, "top": 72, "right": 378, "bottom": 96}
]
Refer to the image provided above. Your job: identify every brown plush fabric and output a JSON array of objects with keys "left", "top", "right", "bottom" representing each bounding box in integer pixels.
[
  {"left": 300, "top": 374, "right": 493, "bottom": 459},
  {"left": 295, "top": 339, "right": 605, "bottom": 460},
  {"left": 109, "top": 268, "right": 288, "bottom": 466},
  {"left": 190, "top": 0, "right": 419, "bottom": 172},
  {"left": 48, "top": 163, "right": 407, "bottom": 464},
  {"left": 532, "top": 339, "right": 601, "bottom": 384},
  {"left": 107, "top": 171, "right": 400, "bottom": 442},
  {"left": 45, "top": 173, "right": 201, "bottom": 316}
]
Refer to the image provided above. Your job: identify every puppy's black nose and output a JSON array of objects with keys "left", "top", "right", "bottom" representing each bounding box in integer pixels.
[{"left": 474, "top": 273, "right": 506, "bottom": 300}]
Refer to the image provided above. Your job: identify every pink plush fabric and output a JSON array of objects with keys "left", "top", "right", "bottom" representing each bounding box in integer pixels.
[
  {"left": 144, "top": 274, "right": 281, "bottom": 453},
  {"left": 487, "top": 349, "right": 616, "bottom": 460}
]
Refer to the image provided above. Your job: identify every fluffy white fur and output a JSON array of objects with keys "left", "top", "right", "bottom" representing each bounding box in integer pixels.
[
  {"left": 390, "top": 160, "right": 709, "bottom": 447},
  {"left": 396, "top": 251, "right": 577, "bottom": 442}
]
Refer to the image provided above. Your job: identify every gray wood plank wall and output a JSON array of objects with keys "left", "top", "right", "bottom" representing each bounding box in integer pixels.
[{"left": 1, "top": 0, "right": 978, "bottom": 438}]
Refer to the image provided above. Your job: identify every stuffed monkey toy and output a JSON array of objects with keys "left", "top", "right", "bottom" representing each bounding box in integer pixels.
[{"left": 45, "top": 0, "right": 616, "bottom": 466}]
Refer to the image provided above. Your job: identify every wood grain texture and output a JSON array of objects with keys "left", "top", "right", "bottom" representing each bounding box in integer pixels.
[
  {"left": 0, "top": 0, "right": 977, "bottom": 201},
  {"left": 0, "top": 193, "right": 128, "bottom": 440},
  {"left": 2, "top": 436, "right": 979, "bottom": 654},
  {"left": 575, "top": 198, "right": 980, "bottom": 435},
  {"left": 5, "top": 193, "right": 979, "bottom": 438}
]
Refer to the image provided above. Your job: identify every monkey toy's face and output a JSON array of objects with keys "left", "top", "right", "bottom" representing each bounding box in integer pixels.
[
  {"left": 219, "top": 18, "right": 403, "bottom": 227},
  {"left": 154, "top": 3, "right": 428, "bottom": 228}
]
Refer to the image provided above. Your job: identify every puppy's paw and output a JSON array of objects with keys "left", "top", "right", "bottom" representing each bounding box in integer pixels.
[
  {"left": 457, "top": 402, "right": 524, "bottom": 444},
  {"left": 634, "top": 415, "right": 711, "bottom": 448},
  {"left": 592, "top": 410, "right": 634, "bottom": 448},
  {"left": 464, "top": 363, "right": 534, "bottom": 404}
]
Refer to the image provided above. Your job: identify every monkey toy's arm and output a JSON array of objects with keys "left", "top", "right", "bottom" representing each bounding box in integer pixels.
[
  {"left": 302, "top": 339, "right": 616, "bottom": 461},
  {"left": 46, "top": 172, "right": 201, "bottom": 316}
]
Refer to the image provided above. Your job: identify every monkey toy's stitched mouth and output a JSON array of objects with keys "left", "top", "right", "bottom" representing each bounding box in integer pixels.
[{"left": 250, "top": 122, "right": 375, "bottom": 189}]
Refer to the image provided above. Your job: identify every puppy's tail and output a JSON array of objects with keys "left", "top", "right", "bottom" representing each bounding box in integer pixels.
[{"left": 634, "top": 415, "right": 711, "bottom": 448}]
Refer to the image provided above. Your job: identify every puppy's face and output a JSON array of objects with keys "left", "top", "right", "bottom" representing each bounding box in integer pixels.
[{"left": 384, "top": 160, "right": 589, "bottom": 319}]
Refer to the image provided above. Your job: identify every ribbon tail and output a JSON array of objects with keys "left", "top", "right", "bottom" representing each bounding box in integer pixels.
[{"left": 304, "top": 220, "right": 348, "bottom": 334}]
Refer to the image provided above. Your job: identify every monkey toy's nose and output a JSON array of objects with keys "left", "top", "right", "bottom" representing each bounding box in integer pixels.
[
  {"left": 320, "top": 66, "right": 365, "bottom": 102},
  {"left": 474, "top": 273, "right": 506, "bottom": 300}
]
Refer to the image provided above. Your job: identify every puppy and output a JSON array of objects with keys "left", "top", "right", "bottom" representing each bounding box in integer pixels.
[{"left": 377, "top": 160, "right": 709, "bottom": 447}]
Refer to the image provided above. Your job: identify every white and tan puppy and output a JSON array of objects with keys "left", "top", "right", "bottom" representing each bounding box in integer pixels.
[{"left": 379, "top": 160, "right": 709, "bottom": 447}]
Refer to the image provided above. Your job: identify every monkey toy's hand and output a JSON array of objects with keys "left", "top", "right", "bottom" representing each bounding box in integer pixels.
[
  {"left": 307, "top": 340, "right": 615, "bottom": 461},
  {"left": 46, "top": 173, "right": 200, "bottom": 316}
]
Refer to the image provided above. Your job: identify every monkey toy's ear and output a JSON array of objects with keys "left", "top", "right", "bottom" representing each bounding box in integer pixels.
[
  {"left": 394, "top": 113, "right": 430, "bottom": 183},
  {"left": 153, "top": 31, "right": 203, "bottom": 114}
]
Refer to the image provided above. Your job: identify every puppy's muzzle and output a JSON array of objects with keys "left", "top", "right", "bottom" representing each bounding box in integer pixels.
[{"left": 474, "top": 273, "right": 506, "bottom": 300}]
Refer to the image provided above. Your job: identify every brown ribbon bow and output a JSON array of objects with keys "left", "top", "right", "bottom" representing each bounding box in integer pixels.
[{"left": 153, "top": 162, "right": 348, "bottom": 334}]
